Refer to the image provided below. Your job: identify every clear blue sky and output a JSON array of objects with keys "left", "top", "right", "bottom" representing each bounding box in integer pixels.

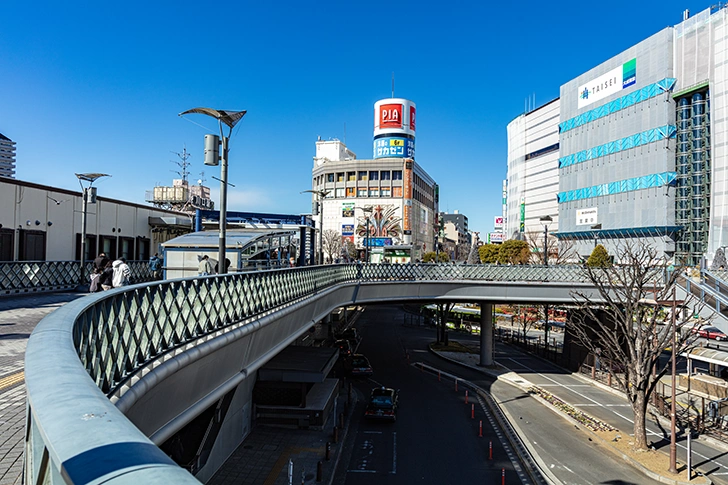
[{"left": 0, "top": 1, "right": 709, "bottom": 236}]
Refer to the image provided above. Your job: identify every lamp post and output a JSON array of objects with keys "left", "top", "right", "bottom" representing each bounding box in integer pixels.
[
  {"left": 539, "top": 215, "right": 553, "bottom": 352},
  {"left": 75, "top": 173, "right": 110, "bottom": 288},
  {"left": 669, "top": 286, "right": 678, "bottom": 474},
  {"left": 301, "top": 189, "right": 330, "bottom": 265},
  {"left": 180, "top": 108, "right": 246, "bottom": 274},
  {"left": 591, "top": 223, "right": 602, "bottom": 249},
  {"left": 357, "top": 206, "right": 373, "bottom": 263}
]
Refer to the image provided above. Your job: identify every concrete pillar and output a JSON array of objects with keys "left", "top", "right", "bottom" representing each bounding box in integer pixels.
[{"left": 480, "top": 302, "right": 494, "bottom": 366}]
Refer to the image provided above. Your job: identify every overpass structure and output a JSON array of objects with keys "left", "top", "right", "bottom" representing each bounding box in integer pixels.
[{"left": 24, "top": 263, "right": 674, "bottom": 484}]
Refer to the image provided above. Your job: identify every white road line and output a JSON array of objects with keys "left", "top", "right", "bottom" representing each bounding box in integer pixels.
[
  {"left": 502, "top": 357, "right": 725, "bottom": 472},
  {"left": 391, "top": 432, "right": 397, "bottom": 475},
  {"left": 347, "top": 469, "right": 377, "bottom": 473},
  {"left": 363, "top": 431, "right": 382, "bottom": 434}
]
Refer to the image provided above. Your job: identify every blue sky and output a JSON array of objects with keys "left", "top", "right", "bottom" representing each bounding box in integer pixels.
[{"left": 1, "top": 1, "right": 709, "bottom": 235}]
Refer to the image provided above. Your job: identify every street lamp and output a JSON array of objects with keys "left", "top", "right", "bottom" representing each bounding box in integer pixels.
[
  {"left": 539, "top": 215, "right": 553, "bottom": 352},
  {"left": 180, "top": 108, "right": 246, "bottom": 274},
  {"left": 301, "top": 189, "right": 330, "bottom": 265},
  {"left": 591, "top": 223, "right": 602, "bottom": 249},
  {"left": 75, "top": 173, "right": 110, "bottom": 288},
  {"left": 357, "top": 206, "right": 373, "bottom": 263}
]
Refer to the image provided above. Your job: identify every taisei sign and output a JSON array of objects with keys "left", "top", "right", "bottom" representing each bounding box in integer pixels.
[{"left": 578, "top": 58, "right": 636, "bottom": 109}]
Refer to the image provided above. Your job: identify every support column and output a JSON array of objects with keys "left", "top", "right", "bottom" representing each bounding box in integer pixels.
[{"left": 480, "top": 302, "right": 493, "bottom": 367}]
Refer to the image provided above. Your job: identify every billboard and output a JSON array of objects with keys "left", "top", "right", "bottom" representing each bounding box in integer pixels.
[
  {"left": 374, "top": 98, "right": 416, "bottom": 137},
  {"left": 578, "top": 58, "right": 636, "bottom": 109},
  {"left": 342, "top": 224, "right": 354, "bottom": 236},
  {"left": 494, "top": 216, "right": 504, "bottom": 229},
  {"left": 373, "top": 136, "right": 415, "bottom": 159},
  {"left": 576, "top": 208, "right": 598, "bottom": 226},
  {"left": 342, "top": 203, "right": 355, "bottom": 218},
  {"left": 489, "top": 232, "right": 506, "bottom": 244}
]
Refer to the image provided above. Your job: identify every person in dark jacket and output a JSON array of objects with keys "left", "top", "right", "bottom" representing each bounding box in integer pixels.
[
  {"left": 98, "top": 261, "right": 114, "bottom": 290},
  {"left": 93, "top": 253, "right": 109, "bottom": 272}
]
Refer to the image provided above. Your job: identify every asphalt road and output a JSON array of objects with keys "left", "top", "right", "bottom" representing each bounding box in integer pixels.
[{"left": 333, "top": 304, "right": 527, "bottom": 484}]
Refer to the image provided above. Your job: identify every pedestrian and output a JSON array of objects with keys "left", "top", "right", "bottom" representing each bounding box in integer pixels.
[
  {"left": 149, "top": 252, "right": 163, "bottom": 280},
  {"left": 112, "top": 257, "right": 131, "bottom": 287},
  {"left": 99, "top": 261, "right": 114, "bottom": 290},
  {"left": 198, "top": 255, "right": 213, "bottom": 276},
  {"left": 93, "top": 252, "right": 109, "bottom": 272},
  {"left": 89, "top": 268, "right": 102, "bottom": 292},
  {"left": 215, "top": 257, "right": 232, "bottom": 274},
  {"left": 289, "top": 256, "right": 296, "bottom": 267}
]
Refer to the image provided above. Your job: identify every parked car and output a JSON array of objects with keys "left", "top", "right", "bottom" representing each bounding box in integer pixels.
[
  {"left": 692, "top": 325, "right": 728, "bottom": 341},
  {"left": 334, "top": 339, "right": 352, "bottom": 357},
  {"left": 345, "top": 354, "right": 373, "bottom": 377},
  {"left": 364, "top": 387, "right": 398, "bottom": 421}
]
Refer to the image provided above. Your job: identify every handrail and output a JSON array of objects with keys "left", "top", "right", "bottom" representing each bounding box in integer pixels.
[{"left": 23, "top": 262, "right": 636, "bottom": 484}]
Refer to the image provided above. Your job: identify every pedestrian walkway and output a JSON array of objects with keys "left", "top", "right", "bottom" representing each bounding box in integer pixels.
[{"left": 0, "top": 291, "right": 84, "bottom": 485}]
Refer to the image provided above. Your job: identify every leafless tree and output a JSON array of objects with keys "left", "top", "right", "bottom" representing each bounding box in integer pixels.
[
  {"left": 569, "top": 241, "right": 703, "bottom": 451},
  {"left": 322, "top": 229, "right": 343, "bottom": 263},
  {"left": 524, "top": 230, "right": 579, "bottom": 265}
]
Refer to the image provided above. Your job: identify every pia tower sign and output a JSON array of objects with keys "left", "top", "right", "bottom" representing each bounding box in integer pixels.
[{"left": 373, "top": 98, "right": 416, "bottom": 159}]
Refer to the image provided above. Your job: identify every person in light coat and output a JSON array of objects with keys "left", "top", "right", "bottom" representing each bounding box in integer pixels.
[{"left": 112, "top": 258, "right": 131, "bottom": 287}]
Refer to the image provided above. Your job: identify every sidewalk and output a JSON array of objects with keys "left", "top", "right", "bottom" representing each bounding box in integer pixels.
[
  {"left": 432, "top": 340, "right": 713, "bottom": 485},
  {"left": 0, "top": 291, "right": 84, "bottom": 485}
]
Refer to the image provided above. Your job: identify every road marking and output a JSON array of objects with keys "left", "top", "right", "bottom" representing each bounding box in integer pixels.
[
  {"left": 391, "top": 431, "right": 397, "bottom": 475},
  {"left": 348, "top": 469, "right": 377, "bottom": 473},
  {"left": 0, "top": 371, "right": 24, "bottom": 391},
  {"left": 263, "top": 446, "right": 322, "bottom": 485},
  {"left": 363, "top": 431, "right": 382, "bottom": 434}
]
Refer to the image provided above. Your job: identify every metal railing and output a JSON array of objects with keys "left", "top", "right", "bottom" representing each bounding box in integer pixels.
[
  {"left": 23, "top": 262, "right": 624, "bottom": 484},
  {"left": 0, "top": 260, "right": 155, "bottom": 295}
]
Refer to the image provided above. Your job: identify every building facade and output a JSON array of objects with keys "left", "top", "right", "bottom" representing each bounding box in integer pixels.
[
  {"left": 0, "top": 133, "right": 16, "bottom": 179},
  {"left": 0, "top": 177, "right": 190, "bottom": 262},
  {"left": 505, "top": 98, "right": 560, "bottom": 243},
  {"left": 442, "top": 211, "right": 470, "bottom": 260},
  {"left": 508, "top": 6, "right": 728, "bottom": 265}
]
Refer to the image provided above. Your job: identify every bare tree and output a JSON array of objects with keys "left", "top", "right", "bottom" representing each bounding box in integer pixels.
[
  {"left": 569, "top": 241, "right": 703, "bottom": 451},
  {"left": 515, "top": 305, "right": 541, "bottom": 343},
  {"left": 322, "top": 229, "right": 343, "bottom": 264},
  {"left": 525, "top": 230, "right": 579, "bottom": 265}
]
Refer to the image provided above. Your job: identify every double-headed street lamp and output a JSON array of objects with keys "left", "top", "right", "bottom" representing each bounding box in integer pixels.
[
  {"left": 75, "top": 173, "right": 110, "bottom": 288},
  {"left": 539, "top": 215, "right": 553, "bottom": 352},
  {"left": 301, "top": 189, "right": 330, "bottom": 265},
  {"left": 180, "top": 108, "right": 246, "bottom": 274}
]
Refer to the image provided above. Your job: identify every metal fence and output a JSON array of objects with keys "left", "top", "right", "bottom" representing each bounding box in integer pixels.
[
  {"left": 0, "top": 260, "right": 155, "bottom": 295},
  {"left": 22, "top": 262, "right": 634, "bottom": 485}
]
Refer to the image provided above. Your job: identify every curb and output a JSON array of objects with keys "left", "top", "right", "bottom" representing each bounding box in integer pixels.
[{"left": 430, "top": 347, "right": 712, "bottom": 485}]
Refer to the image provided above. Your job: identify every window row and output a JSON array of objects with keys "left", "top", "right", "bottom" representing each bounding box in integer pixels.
[
  {"left": 333, "top": 187, "right": 401, "bottom": 198},
  {"left": 325, "top": 170, "right": 403, "bottom": 183}
]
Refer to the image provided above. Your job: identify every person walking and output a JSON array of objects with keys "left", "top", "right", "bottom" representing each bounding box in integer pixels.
[
  {"left": 149, "top": 253, "right": 163, "bottom": 280},
  {"left": 93, "top": 252, "right": 109, "bottom": 272},
  {"left": 198, "top": 255, "right": 213, "bottom": 276},
  {"left": 99, "top": 261, "right": 114, "bottom": 290},
  {"left": 112, "top": 257, "right": 131, "bottom": 287}
]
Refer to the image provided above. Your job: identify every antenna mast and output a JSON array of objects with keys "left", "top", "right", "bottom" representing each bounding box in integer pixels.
[{"left": 171, "top": 146, "right": 191, "bottom": 184}]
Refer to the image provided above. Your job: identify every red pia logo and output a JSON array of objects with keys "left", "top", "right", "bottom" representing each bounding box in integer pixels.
[{"left": 380, "top": 104, "right": 402, "bottom": 128}]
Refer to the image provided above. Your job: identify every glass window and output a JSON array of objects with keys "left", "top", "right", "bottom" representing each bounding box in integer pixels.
[
  {"left": 392, "top": 170, "right": 403, "bottom": 180},
  {"left": 336, "top": 172, "right": 344, "bottom": 182},
  {"left": 335, "top": 188, "right": 345, "bottom": 198},
  {"left": 392, "top": 186, "right": 403, "bottom": 197},
  {"left": 381, "top": 171, "right": 391, "bottom": 180},
  {"left": 357, "top": 188, "right": 368, "bottom": 197},
  {"left": 327, "top": 173, "right": 335, "bottom": 183},
  {"left": 358, "top": 171, "right": 368, "bottom": 181},
  {"left": 369, "top": 189, "right": 379, "bottom": 197},
  {"left": 347, "top": 172, "right": 356, "bottom": 181},
  {"left": 369, "top": 171, "right": 379, "bottom": 181},
  {"left": 381, "top": 188, "right": 391, "bottom": 197},
  {"left": 346, "top": 187, "right": 355, "bottom": 197}
]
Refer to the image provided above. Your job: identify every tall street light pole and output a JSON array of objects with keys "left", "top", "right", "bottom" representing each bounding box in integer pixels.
[
  {"left": 539, "top": 215, "right": 553, "bottom": 352},
  {"left": 75, "top": 173, "right": 110, "bottom": 288},
  {"left": 301, "top": 189, "right": 330, "bottom": 264},
  {"left": 669, "top": 285, "right": 678, "bottom": 474},
  {"left": 591, "top": 223, "right": 602, "bottom": 249},
  {"left": 180, "top": 108, "right": 246, "bottom": 274},
  {"left": 357, "top": 206, "right": 373, "bottom": 263}
]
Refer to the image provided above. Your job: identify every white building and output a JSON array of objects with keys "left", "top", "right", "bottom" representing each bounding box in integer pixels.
[{"left": 0, "top": 133, "right": 16, "bottom": 179}]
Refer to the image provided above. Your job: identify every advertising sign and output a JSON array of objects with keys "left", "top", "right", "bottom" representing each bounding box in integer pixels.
[
  {"left": 373, "top": 137, "right": 415, "bottom": 159},
  {"left": 494, "top": 216, "right": 504, "bottom": 229},
  {"left": 576, "top": 208, "right": 598, "bottom": 226},
  {"left": 367, "top": 237, "right": 393, "bottom": 247},
  {"left": 342, "top": 203, "right": 354, "bottom": 218},
  {"left": 519, "top": 197, "right": 525, "bottom": 232},
  {"left": 410, "top": 105, "right": 416, "bottom": 132},
  {"left": 341, "top": 224, "right": 354, "bottom": 236},
  {"left": 489, "top": 232, "right": 506, "bottom": 244},
  {"left": 379, "top": 103, "right": 403, "bottom": 129},
  {"left": 578, "top": 58, "right": 636, "bottom": 109}
]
